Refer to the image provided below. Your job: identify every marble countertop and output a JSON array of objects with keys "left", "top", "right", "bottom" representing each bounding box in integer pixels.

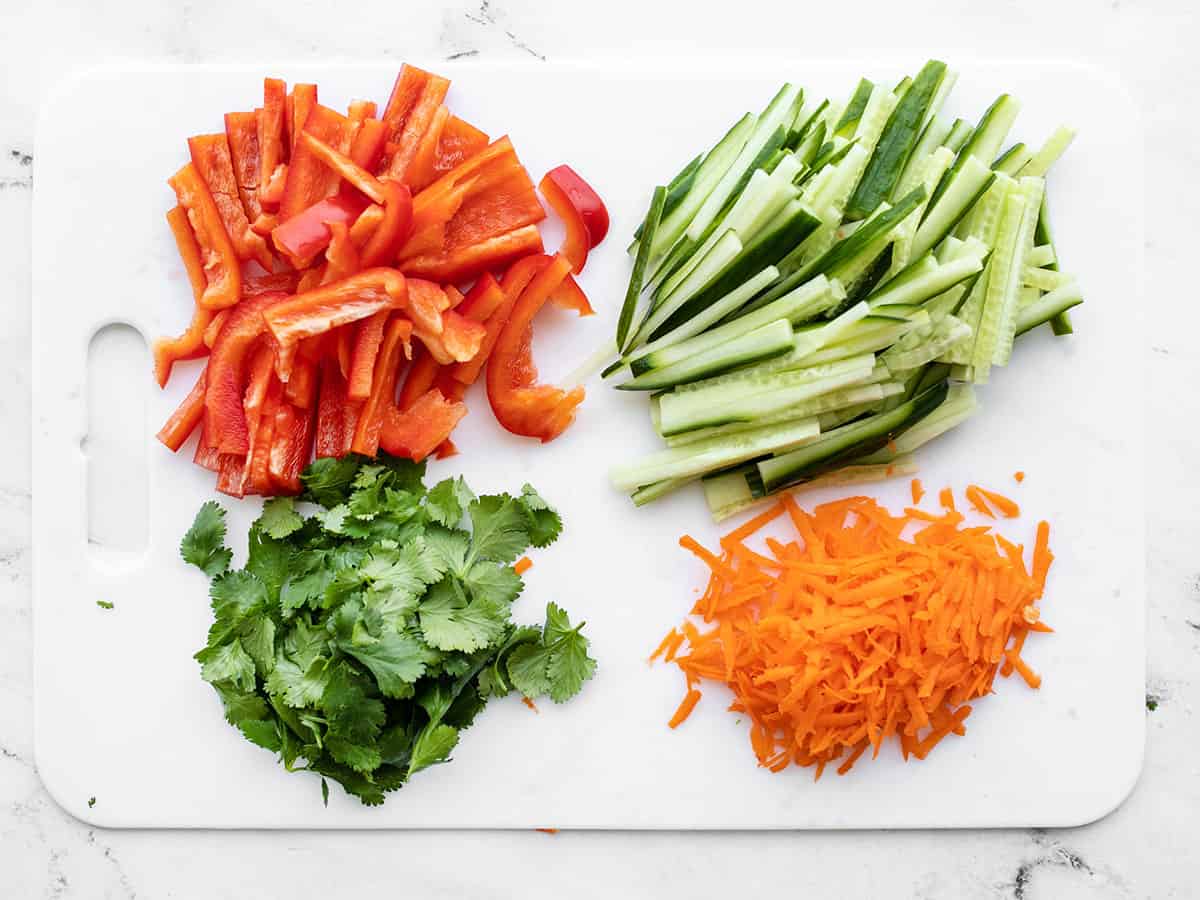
[{"left": 3, "top": 0, "right": 1197, "bottom": 896}]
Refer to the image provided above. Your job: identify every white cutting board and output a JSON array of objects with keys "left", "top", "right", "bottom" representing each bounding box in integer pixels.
[{"left": 32, "top": 60, "right": 1143, "bottom": 829}]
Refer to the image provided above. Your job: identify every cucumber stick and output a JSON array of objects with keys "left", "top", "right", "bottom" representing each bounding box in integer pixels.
[{"left": 618, "top": 319, "right": 794, "bottom": 391}]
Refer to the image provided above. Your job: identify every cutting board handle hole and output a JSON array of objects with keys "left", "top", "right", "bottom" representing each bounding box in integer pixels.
[{"left": 86, "top": 323, "right": 149, "bottom": 563}]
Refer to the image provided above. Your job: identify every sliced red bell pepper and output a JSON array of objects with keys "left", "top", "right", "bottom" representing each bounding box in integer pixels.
[
  {"left": 194, "top": 420, "right": 221, "bottom": 471},
  {"left": 347, "top": 309, "right": 390, "bottom": 400},
  {"left": 216, "top": 342, "right": 278, "bottom": 497},
  {"left": 350, "top": 204, "right": 385, "bottom": 247},
  {"left": 444, "top": 285, "right": 465, "bottom": 308},
  {"left": 156, "top": 206, "right": 216, "bottom": 387},
  {"left": 381, "top": 71, "right": 450, "bottom": 182},
  {"left": 443, "top": 164, "right": 546, "bottom": 252},
  {"left": 168, "top": 162, "right": 242, "bottom": 310},
  {"left": 381, "top": 66, "right": 431, "bottom": 137},
  {"left": 449, "top": 253, "right": 551, "bottom": 387},
  {"left": 342, "top": 117, "right": 388, "bottom": 185},
  {"left": 283, "top": 349, "right": 320, "bottom": 409},
  {"left": 300, "top": 130, "right": 387, "bottom": 204},
  {"left": 286, "top": 83, "right": 319, "bottom": 157},
  {"left": 216, "top": 453, "right": 248, "bottom": 498},
  {"left": 397, "top": 346, "right": 440, "bottom": 410},
  {"left": 405, "top": 278, "right": 451, "bottom": 335},
  {"left": 436, "top": 371, "right": 468, "bottom": 403},
  {"left": 324, "top": 221, "right": 360, "bottom": 282},
  {"left": 315, "top": 357, "right": 349, "bottom": 459},
  {"left": 271, "top": 194, "right": 366, "bottom": 270},
  {"left": 204, "top": 310, "right": 230, "bottom": 349},
  {"left": 245, "top": 272, "right": 301, "bottom": 295},
  {"left": 157, "top": 365, "right": 207, "bottom": 451},
  {"left": 433, "top": 116, "right": 489, "bottom": 176},
  {"left": 188, "top": 133, "right": 274, "bottom": 270},
  {"left": 348, "top": 99, "right": 378, "bottom": 122},
  {"left": 456, "top": 272, "right": 507, "bottom": 321},
  {"left": 407, "top": 136, "right": 517, "bottom": 220},
  {"left": 335, "top": 327, "right": 354, "bottom": 380},
  {"left": 549, "top": 273, "right": 595, "bottom": 316},
  {"left": 223, "top": 111, "right": 265, "bottom": 227},
  {"left": 401, "top": 224, "right": 544, "bottom": 284},
  {"left": 486, "top": 253, "right": 585, "bottom": 442},
  {"left": 244, "top": 374, "right": 283, "bottom": 496},
  {"left": 417, "top": 310, "right": 486, "bottom": 365},
  {"left": 279, "top": 104, "right": 355, "bottom": 222},
  {"left": 263, "top": 268, "right": 408, "bottom": 351},
  {"left": 379, "top": 388, "right": 467, "bottom": 462},
  {"left": 259, "top": 78, "right": 288, "bottom": 211},
  {"left": 165, "top": 204, "right": 208, "bottom": 302},
  {"left": 435, "top": 438, "right": 459, "bottom": 459},
  {"left": 269, "top": 399, "right": 315, "bottom": 493},
  {"left": 205, "top": 292, "right": 287, "bottom": 454},
  {"left": 351, "top": 316, "right": 409, "bottom": 456},
  {"left": 359, "top": 181, "right": 413, "bottom": 269},
  {"left": 403, "top": 104, "right": 449, "bottom": 192},
  {"left": 542, "top": 164, "right": 609, "bottom": 250}
]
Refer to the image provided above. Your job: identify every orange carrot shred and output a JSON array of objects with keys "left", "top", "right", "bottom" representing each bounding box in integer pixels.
[
  {"left": 976, "top": 486, "right": 1020, "bottom": 518},
  {"left": 1014, "top": 471, "right": 1025, "bottom": 483},
  {"left": 522, "top": 696, "right": 539, "bottom": 713},
  {"left": 535, "top": 828, "right": 559, "bottom": 834},
  {"left": 910, "top": 478, "right": 925, "bottom": 505},
  {"left": 514, "top": 556, "right": 533, "bottom": 576},
  {"left": 660, "top": 489, "right": 1052, "bottom": 776},
  {"left": 964, "top": 485, "right": 995, "bottom": 518}
]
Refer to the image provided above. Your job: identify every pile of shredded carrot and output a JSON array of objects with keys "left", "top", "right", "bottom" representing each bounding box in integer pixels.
[{"left": 651, "top": 485, "right": 1054, "bottom": 778}]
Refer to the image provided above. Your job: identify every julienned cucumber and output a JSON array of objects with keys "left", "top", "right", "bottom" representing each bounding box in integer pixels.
[{"left": 605, "top": 61, "right": 1082, "bottom": 517}]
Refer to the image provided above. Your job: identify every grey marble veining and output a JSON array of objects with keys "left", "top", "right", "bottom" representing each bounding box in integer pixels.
[{"left": 2, "top": 0, "right": 1198, "bottom": 896}]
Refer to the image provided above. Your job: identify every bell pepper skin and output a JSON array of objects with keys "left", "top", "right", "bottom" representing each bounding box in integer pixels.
[
  {"left": 343, "top": 118, "right": 388, "bottom": 186},
  {"left": 263, "top": 268, "right": 409, "bottom": 351},
  {"left": 401, "top": 224, "right": 544, "bottom": 284},
  {"left": 403, "top": 104, "right": 449, "bottom": 192},
  {"left": 286, "top": 83, "right": 319, "bottom": 157},
  {"left": 300, "top": 130, "right": 387, "bottom": 204},
  {"left": 215, "top": 342, "right": 278, "bottom": 497},
  {"left": 379, "top": 388, "right": 467, "bottom": 462},
  {"left": 347, "top": 310, "right": 390, "bottom": 400},
  {"left": 381, "top": 72, "right": 450, "bottom": 182},
  {"left": 271, "top": 194, "right": 366, "bottom": 270},
  {"left": 323, "top": 221, "right": 360, "bottom": 283},
  {"left": 397, "top": 346, "right": 440, "bottom": 411},
  {"left": 315, "top": 357, "right": 349, "bottom": 459},
  {"left": 259, "top": 78, "right": 288, "bottom": 210},
  {"left": 443, "top": 165, "right": 546, "bottom": 253},
  {"left": 359, "top": 181, "right": 413, "bottom": 269},
  {"left": 269, "top": 400, "right": 315, "bottom": 493},
  {"left": 381, "top": 66, "right": 431, "bottom": 138},
  {"left": 279, "top": 104, "right": 355, "bottom": 222},
  {"left": 542, "top": 164, "right": 610, "bottom": 247},
  {"left": 537, "top": 169, "right": 590, "bottom": 274},
  {"left": 243, "top": 373, "right": 283, "bottom": 496},
  {"left": 245, "top": 272, "right": 301, "bottom": 295},
  {"left": 433, "top": 116, "right": 489, "bottom": 176},
  {"left": 549, "top": 273, "right": 595, "bottom": 316},
  {"left": 205, "top": 292, "right": 287, "bottom": 454},
  {"left": 486, "top": 253, "right": 585, "bottom": 442},
  {"left": 283, "top": 348, "right": 320, "bottom": 409},
  {"left": 223, "top": 111, "right": 265, "bottom": 227},
  {"left": 168, "top": 163, "right": 242, "bottom": 310},
  {"left": 350, "top": 316, "right": 409, "bottom": 456},
  {"left": 350, "top": 204, "right": 385, "bottom": 247},
  {"left": 348, "top": 99, "right": 377, "bottom": 122},
  {"left": 165, "top": 204, "right": 208, "bottom": 302},
  {"left": 156, "top": 206, "right": 216, "bottom": 387},
  {"left": 157, "top": 366, "right": 207, "bottom": 451},
  {"left": 456, "top": 272, "right": 506, "bottom": 321},
  {"left": 216, "top": 453, "right": 248, "bottom": 498},
  {"left": 203, "top": 309, "right": 230, "bottom": 349},
  {"left": 194, "top": 420, "right": 221, "bottom": 471},
  {"left": 188, "top": 133, "right": 275, "bottom": 270}
]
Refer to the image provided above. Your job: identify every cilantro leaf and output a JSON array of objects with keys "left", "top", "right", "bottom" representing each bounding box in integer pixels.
[
  {"left": 425, "top": 477, "right": 475, "bottom": 527},
  {"left": 506, "top": 641, "right": 552, "bottom": 698},
  {"left": 239, "top": 615, "right": 277, "bottom": 678},
  {"left": 301, "top": 456, "right": 361, "bottom": 507},
  {"left": 195, "top": 640, "right": 257, "bottom": 692},
  {"left": 326, "top": 735, "right": 382, "bottom": 774},
  {"left": 463, "top": 561, "right": 523, "bottom": 608},
  {"left": 408, "top": 724, "right": 459, "bottom": 775},
  {"left": 279, "top": 551, "right": 334, "bottom": 616},
  {"left": 423, "top": 526, "right": 470, "bottom": 576},
  {"left": 320, "top": 661, "right": 385, "bottom": 746},
  {"left": 467, "top": 494, "right": 530, "bottom": 564},
  {"left": 340, "top": 630, "right": 428, "bottom": 698},
  {"left": 239, "top": 718, "right": 283, "bottom": 752},
  {"left": 181, "top": 501, "right": 232, "bottom": 577},
  {"left": 213, "top": 683, "right": 271, "bottom": 724},
  {"left": 96, "top": 600, "right": 113, "bottom": 610},
  {"left": 257, "top": 497, "right": 304, "bottom": 539},
  {"left": 266, "top": 656, "right": 331, "bottom": 708},
  {"left": 418, "top": 578, "right": 508, "bottom": 653},
  {"left": 506, "top": 603, "right": 595, "bottom": 703},
  {"left": 246, "top": 528, "right": 290, "bottom": 604},
  {"left": 518, "top": 484, "right": 563, "bottom": 548}
]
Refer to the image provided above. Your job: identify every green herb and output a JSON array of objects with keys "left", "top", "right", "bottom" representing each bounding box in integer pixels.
[
  {"left": 182, "top": 454, "right": 595, "bottom": 806},
  {"left": 96, "top": 600, "right": 114, "bottom": 610},
  {"left": 87, "top": 797, "right": 96, "bottom": 808}
]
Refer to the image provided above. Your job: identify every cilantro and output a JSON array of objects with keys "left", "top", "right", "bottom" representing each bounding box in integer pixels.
[
  {"left": 181, "top": 452, "right": 593, "bottom": 806},
  {"left": 96, "top": 600, "right": 114, "bottom": 610},
  {"left": 87, "top": 797, "right": 96, "bottom": 808},
  {"left": 182, "top": 501, "right": 232, "bottom": 577}
]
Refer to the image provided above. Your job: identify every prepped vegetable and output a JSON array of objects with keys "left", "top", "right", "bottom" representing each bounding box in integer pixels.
[
  {"left": 605, "top": 62, "right": 1081, "bottom": 517},
  {"left": 156, "top": 67, "right": 609, "bottom": 497},
  {"left": 653, "top": 487, "right": 1052, "bottom": 775},
  {"left": 181, "top": 453, "right": 596, "bottom": 806}
]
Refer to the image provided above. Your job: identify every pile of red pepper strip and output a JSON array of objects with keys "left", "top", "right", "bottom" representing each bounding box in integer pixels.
[{"left": 154, "top": 65, "right": 609, "bottom": 497}]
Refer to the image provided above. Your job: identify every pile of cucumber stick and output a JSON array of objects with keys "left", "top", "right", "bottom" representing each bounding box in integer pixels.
[{"left": 605, "top": 60, "right": 1082, "bottom": 520}]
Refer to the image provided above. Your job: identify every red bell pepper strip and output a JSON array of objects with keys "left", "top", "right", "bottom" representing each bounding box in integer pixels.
[
  {"left": 549, "top": 273, "right": 595, "bottom": 316},
  {"left": 271, "top": 194, "right": 365, "bottom": 270},
  {"left": 205, "top": 292, "right": 287, "bottom": 454},
  {"left": 538, "top": 171, "right": 590, "bottom": 274},
  {"left": 286, "top": 83, "right": 318, "bottom": 157},
  {"left": 404, "top": 278, "right": 451, "bottom": 336},
  {"left": 188, "top": 133, "right": 275, "bottom": 270},
  {"left": 436, "top": 371, "right": 468, "bottom": 403},
  {"left": 168, "top": 163, "right": 242, "bottom": 310},
  {"left": 283, "top": 348, "right": 320, "bottom": 409},
  {"left": 449, "top": 254, "right": 550, "bottom": 387},
  {"left": 279, "top": 104, "right": 355, "bottom": 222},
  {"left": 157, "top": 365, "right": 207, "bottom": 451},
  {"left": 155, "top": 206, "right": 216, "bottom": 387},
  {"left": 223, "top": 111, "right": 265, "bottom": 226},
  {"left": 541, "top": 164, "right": 610, "bottom": 247},
  {"left": 347, "top": 310, "right": 390, "bottom": 400},
  {"left": 194, "top": 420, "right": 221, "bottom": 471},
  {"left": 486, "top": 253, "right": 585, "bottom": 442},
  {"left": 323, "top": 222, "right": 360, "bottom": 282},
  {"left": 244, "top": 374, "right": 283, "bottom": 496},
  {"left": 259, "top": 78, "right": 288, "bottom": 211},
  {"left": 342, "top": 118, "right": 388, "bottom": 185},
  {"left": 300, "top": 130, "right": 387, "bottom": 205},
  {"left": 397, "top": 346, "right": 440, "bottom": 411},
  {"left": 216, "top": 453, "right": 248, "bottom": 498},
  {"left": 444, "top": 285, "right": 465, "bottom": 308},
  {"left": 359, "top": 181, "right": 413, "bottom": 269},
  {"left": 433, "top": 116, "right": 489, "bottom": 176},
  {"left": 335, "top": 327, "right": 354, "bottom": 380},
  {"left": 406, "top": 136, "right": 517, "bottom": 223},
  {"left": 379, "top": 388, "right": 467, "bottom": 462},
  {"left": 381, "top": 66, "right": 431, "bottom": 138},
  {"left": 456, "top": 272, "right": 507, "bottom": 321},
  {"left": 403, "top": 104, "right": 449, "bottom": 192},
  {"left": 381, "top": 72, "right": 450, "bottom": 182},
  {"left": 350, "top": 316, "right": 409, "bottom": 456},
  {"left": 416, "top": 310, "right": 486, "bottom": 365},
  {"left": 315, "top": 357, "right": 348, "bottom": 459},
  {"left": 269, "top": 400, "right": 315, "bottom": 494},
  {"left": 246, "top": 272, "right": 301, "bottom": 295},
  {"left": 401, "top": 224, "right": 544, "bottom": 284},
  {"left": 263, "top": 268, "right": 409, "bottom": 352},
  {"left": 442, "top": 163, "right": 546, "bottom": 253},
  {"left": 435, "top": 438, "right": 459, "bottom": 460},
  {"left": 204, "top": 310, "right": 230, "bottom": 349},
  {"left": 216, "top": 342, "right": 278, "bottom": 497},
  {"left": 350, "top": 204, "right": 386, "bottom": 247},
  {"left": 348, "top": 99, "right": 378, "bottom": 122}
]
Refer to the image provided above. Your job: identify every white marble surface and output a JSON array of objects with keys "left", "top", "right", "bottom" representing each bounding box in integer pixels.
[{"left": 2, "top": 0, "right": 1197, "bottom": 896}]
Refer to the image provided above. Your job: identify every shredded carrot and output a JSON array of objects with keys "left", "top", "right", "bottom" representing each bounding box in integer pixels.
[
  {"left": 535, "top": 828, "right": 559, "bottom": 834},
  {"left": 514, "top": 556, "right": 533, "bottom": 576},
  {"left": 658, "top": 491, "right": 1053, "bottom": 776},
  {"left": 910, "top": 478, "right": 925, "bottom": 505},
  {"left": 974, "top": 485, "right": 1020, "bottom": 518},
  {"left": 963, "top": 485, "right": 995, "bottom": 518},
  {"left": 522, "top": 696, "right": 539, "bottom": 713},
  {"left": 1014, "top": 471, "right": 1025, "bottom": 483},
  {"left": 939, "top": 487, "right": 956, "bottom": 512}
]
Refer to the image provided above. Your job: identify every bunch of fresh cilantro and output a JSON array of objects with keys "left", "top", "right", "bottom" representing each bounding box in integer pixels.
[{"left": 181, "top": 453, "right": 595, "bottom": 806}]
